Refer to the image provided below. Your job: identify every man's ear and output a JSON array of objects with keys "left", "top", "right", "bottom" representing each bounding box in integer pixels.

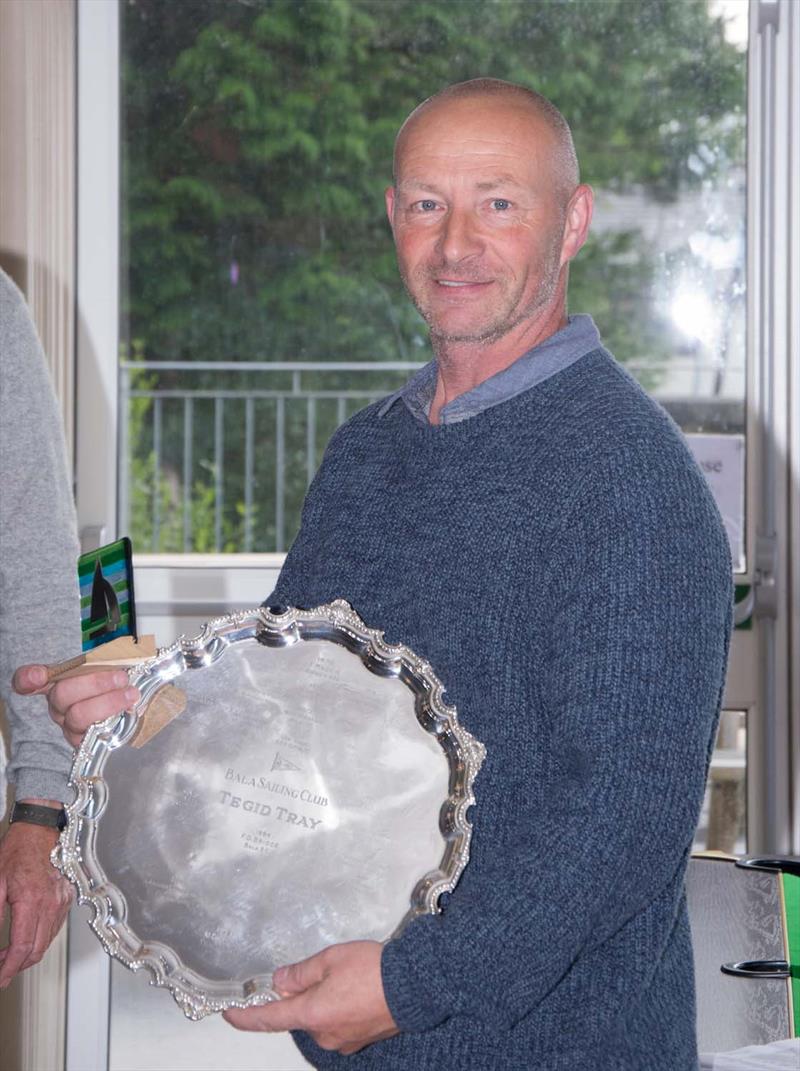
[
  {"left": 385, "top": 186, "right": 396, "bottom": 229},
  {"left": 560, "top": 184, "right": 594, "bottom": 266}
]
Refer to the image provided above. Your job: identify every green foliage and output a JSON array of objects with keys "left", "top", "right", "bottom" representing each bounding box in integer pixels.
[{"left": 119, "top": 0, "right": 745, "bottom": 553}]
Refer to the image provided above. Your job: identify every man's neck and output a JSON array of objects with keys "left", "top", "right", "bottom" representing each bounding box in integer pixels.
[{"left": 429, "top": 302, "right": 568, "bottom": 425}]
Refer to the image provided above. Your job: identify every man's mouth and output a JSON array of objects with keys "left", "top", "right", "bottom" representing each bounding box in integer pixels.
[{"left": 435, "top": 279, "right": 490, "bottom": 288}]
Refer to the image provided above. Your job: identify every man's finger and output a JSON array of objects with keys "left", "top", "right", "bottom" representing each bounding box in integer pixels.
[
  {"left": 0, "top": 941, "right": 36, "bottom": 987},
  {"left": 49, "top": 670, "right": 132, "bottom": 712},
  {"left": 11, "top": 664, "right": 50, "bottom": 696},
  {"left": 62, "top": 687, "right": 138, "bottom": 739},
  {"left": 272, "top": 950, "right": 327, "bottom": 996},
  {"left": 8, "top": 909, "right": 50, "bottom": 980},
  {"left": 224, "top": 993, "right": 311, "bottom": 1033},
  {"left": 26, "top": 910, "right": 54, "bottom": 971},
  {"left": 0, "top": 901, "right": 37, "bottom": 987},
  {"left": 48, "top": 671, "right": 139, "bottom": 743}
]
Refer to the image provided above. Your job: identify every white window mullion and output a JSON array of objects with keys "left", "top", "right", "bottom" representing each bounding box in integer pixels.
[
  {"left": 75, "top": 0, "right": 120, "bottom": 555},
  {"left": 745, "top": 0, "right": 797, "bottom": 855},
  {"left": 68, "top": 3, "right": 120, "bottom": 1070}
]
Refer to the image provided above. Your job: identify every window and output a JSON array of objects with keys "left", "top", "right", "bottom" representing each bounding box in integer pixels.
[
  {"left": 695, "top": 710, "right": 748, "bottom": 855},
  {"left": 119, "top": 0, "right": 747, "bottom": 558}
]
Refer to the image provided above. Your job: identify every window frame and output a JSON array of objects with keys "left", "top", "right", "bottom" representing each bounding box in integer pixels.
[{"left": 67, "top": 2, "right": 800, "bottom": 1067}]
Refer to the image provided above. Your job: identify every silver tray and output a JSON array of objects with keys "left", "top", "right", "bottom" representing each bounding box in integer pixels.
[{"left": 54, "top": 600, "right": 485, "bottom": 1020}]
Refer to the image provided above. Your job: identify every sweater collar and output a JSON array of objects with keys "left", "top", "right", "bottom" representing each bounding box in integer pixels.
[{"left": 378, "top": 314, "right": 601, "bottom": 425}]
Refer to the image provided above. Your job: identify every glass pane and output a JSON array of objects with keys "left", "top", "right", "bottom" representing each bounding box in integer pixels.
[
  {"left": 694, "top": 710, "right": 747, "bottom": 856},
  {"left": 119, "top": 0, "right": 747, "bottom": 558}
]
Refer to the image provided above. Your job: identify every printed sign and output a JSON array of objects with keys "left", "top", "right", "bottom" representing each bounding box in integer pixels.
[{"left": 685, "top": 433, "right": 745, "bottom": 573}]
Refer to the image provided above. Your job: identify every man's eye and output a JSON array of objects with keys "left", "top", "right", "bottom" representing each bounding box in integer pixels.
[
  {"left": 417, "top": 199, "right": 437, "bottom": 212},
  {"left": 491, "top": 199, "right": 511, "bottom": 211}
]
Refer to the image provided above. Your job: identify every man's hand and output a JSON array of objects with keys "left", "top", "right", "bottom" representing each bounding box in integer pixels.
[
  {"left": 13, "top": 664, "right": 139, "bottom": 748},
  {"left": 0, "top": 812, "right": 73, "bottom": 987},
  {"left": 223, "top": 941, "right": 399, "bottom": 1055}
]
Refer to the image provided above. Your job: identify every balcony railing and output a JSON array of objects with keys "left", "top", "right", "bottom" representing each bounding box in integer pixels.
[
  {"left": 119, "top": 360, "right": 425, "bottom": 553},
  {"left": 119, "top": 357, "right": 744, "bottom": 555}
]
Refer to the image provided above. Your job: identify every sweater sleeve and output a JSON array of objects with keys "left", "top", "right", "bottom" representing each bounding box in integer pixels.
[
  {"left": 0, "top": 272, "right": 81, "bottom": 805},
  {"left": 380, "top": 445, "right": 733, "bottom": 1033}
]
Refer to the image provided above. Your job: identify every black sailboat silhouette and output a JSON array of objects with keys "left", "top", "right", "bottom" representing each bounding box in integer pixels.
[{"left": 89, "top": 559, "right": 122, "bottom": 640}]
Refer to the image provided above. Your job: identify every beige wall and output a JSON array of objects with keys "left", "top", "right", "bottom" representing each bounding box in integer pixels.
[{"left": 0, "top": 4, "right": 75, "bottom": 1068}]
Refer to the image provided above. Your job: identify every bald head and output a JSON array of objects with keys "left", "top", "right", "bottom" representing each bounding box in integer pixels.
[{"left": 393, "top": 78, "right": 580, "bottom": 207}]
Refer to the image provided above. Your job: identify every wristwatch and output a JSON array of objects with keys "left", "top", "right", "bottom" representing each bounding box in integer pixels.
[{"left": 9, "top": 801, "right": 67, "bottom": 831}]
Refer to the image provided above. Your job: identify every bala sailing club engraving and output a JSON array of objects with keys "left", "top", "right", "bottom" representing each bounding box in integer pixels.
[{"left": 223, "top": 766, "right": 328, "bottom": 808}]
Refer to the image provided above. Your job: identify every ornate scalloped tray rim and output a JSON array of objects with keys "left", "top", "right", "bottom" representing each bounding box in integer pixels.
[{"left": 52, "top": 599, "right": 486, "bottom": 1021}]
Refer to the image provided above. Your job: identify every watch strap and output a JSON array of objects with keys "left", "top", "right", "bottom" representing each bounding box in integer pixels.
[{"left": 9, "top": 801, "right": 67, "bottom": 831}]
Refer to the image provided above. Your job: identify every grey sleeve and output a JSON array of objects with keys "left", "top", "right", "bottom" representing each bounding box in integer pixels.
[{"left": 0, "top": 270, "right": 81, "bottom": 803}]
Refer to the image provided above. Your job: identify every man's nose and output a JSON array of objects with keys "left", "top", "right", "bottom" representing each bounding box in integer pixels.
[{"left": 436, "top": 206, "right": 483, "bottom": 264}]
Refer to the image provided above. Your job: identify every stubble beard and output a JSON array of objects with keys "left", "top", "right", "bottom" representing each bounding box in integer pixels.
[{"left": 400, "top": 248, "right": 563, "bottom": 349}]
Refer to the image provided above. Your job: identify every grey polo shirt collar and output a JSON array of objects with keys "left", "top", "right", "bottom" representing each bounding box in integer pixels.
[{"left": 378, "top": 314, "right": 601, "bottom": 425}]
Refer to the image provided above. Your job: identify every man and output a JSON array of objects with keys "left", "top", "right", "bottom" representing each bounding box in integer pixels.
[
  {"left": 16, "top": 80, "right": 732, "bottom": 1069},
  {"left": 0, "top": 268, "right": 78, "bottom": 988}
]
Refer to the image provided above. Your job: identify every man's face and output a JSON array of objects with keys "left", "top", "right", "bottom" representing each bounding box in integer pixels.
[{"left": 386, "top": 97, "right": 572, "bottom": 347}]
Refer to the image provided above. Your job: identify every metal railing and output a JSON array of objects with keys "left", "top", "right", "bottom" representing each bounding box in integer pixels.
[
  {"left": 119, "top": 356, "right": 745, "bottom": 554},
  {"left": 119, "top": 360, "right": 424, "bottom": 553}
]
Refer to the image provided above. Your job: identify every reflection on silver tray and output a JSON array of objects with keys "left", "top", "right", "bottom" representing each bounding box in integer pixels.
[{"left": 54, "top": 600, "right": 485, "bottom": 1020}]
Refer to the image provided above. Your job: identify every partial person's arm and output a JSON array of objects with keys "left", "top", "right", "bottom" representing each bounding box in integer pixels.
[
  {"left": 375, "top": 448, "right": 733, "bottom": 1034},
  {"left": 0, "top": 801, "right": 73, "bottom": 985},
  {"left": 0, "top": 271, "right": 81, "bottom": 985}
]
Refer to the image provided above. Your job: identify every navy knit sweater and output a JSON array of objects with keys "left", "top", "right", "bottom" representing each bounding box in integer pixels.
[{"left": 270, "top": 347, "right": 732, "bottom": 1071}]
